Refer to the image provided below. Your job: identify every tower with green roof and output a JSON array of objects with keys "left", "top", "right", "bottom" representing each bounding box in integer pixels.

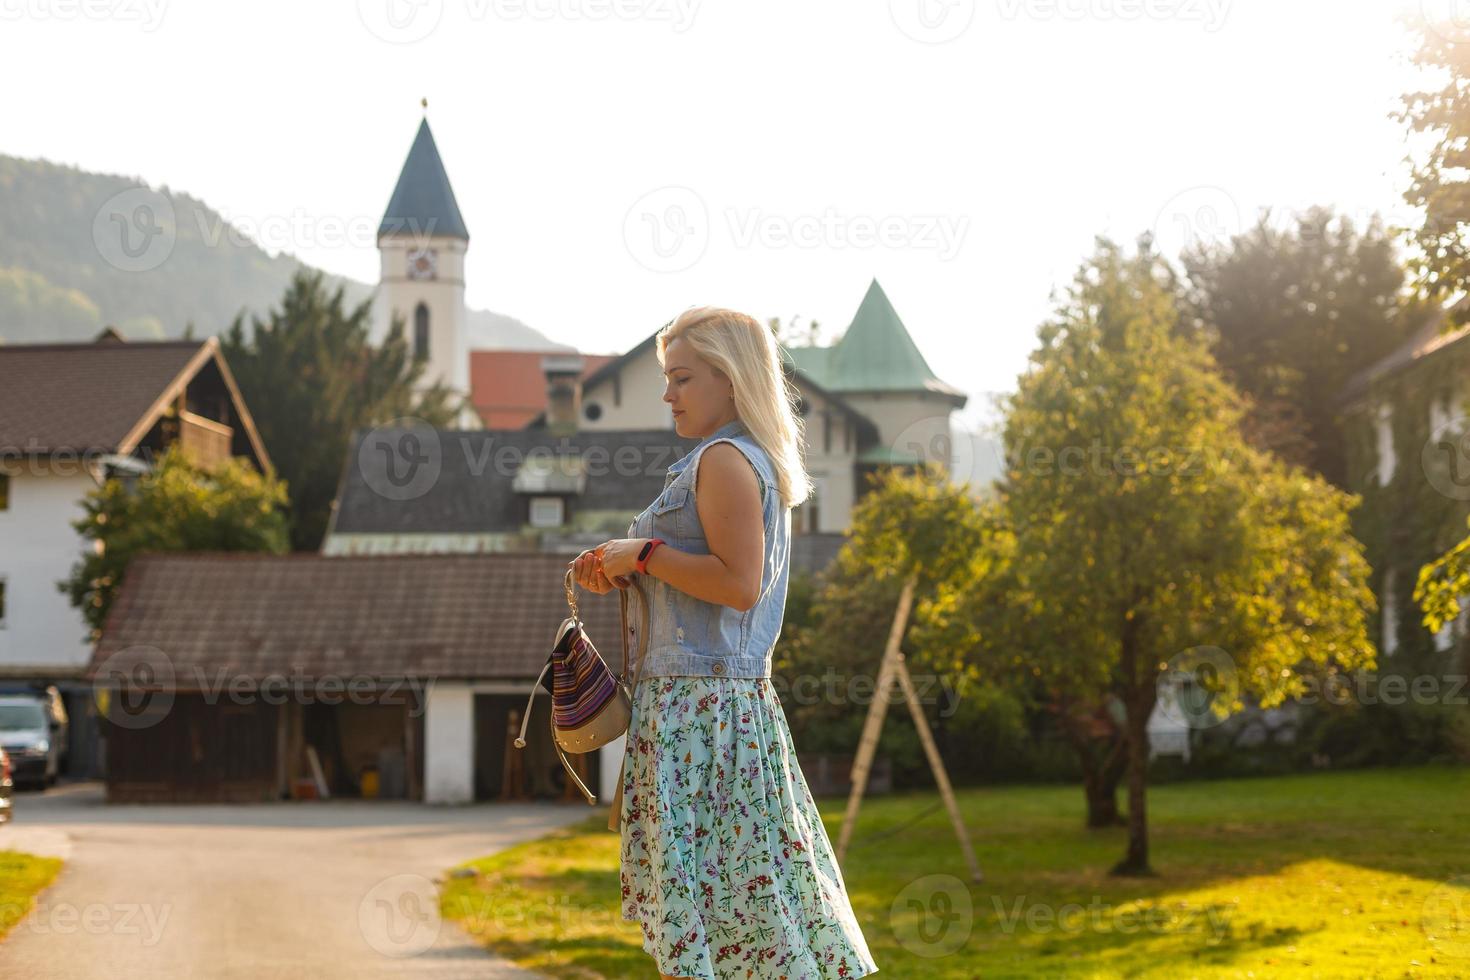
[{"left": 783, "top": 279, "right": 967, "bottom": 478}]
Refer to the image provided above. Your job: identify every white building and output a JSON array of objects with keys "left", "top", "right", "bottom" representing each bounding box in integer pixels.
[{"left": 0, "top": 331, "right": 272, "bottom": 774}]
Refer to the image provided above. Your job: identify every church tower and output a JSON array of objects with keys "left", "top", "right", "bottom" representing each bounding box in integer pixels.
[{"left": 378, "top": 115, "right": 473, "bottom": 425}]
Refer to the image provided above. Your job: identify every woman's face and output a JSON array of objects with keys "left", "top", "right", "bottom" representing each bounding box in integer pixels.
[{"left": 662, "top": 335, "right": 737, "bottom": 439}]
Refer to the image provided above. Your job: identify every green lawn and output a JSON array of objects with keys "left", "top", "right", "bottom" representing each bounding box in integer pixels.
[
  {"left": 0, "top": 849, "right": 63, "bottom": 943},
  {"left": 442, "top": 766, "right": 1470, "bottom": 978}
]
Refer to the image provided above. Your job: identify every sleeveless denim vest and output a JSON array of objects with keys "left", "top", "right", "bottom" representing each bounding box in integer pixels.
[{"left": 625, "top": 418, "right": 791, "bottom": 679}]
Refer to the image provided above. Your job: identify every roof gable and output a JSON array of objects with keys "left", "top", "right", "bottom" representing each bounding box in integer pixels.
[
  {"left": 0, "top": 334, "right": 271, "bottom": 468},
  {"left": 784, "top": 279, "right": 966, "bottom": 400},
  {"left": 379, "top": 119, "right": 469, "bottom": 241}
]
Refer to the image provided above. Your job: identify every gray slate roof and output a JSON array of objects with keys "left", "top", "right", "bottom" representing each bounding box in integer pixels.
[
  {"left": 329, "top": 427, "right": 701, "bottom": 535},
  {"left": 378, "top": 118, "right": 470, "bottom": 241}
]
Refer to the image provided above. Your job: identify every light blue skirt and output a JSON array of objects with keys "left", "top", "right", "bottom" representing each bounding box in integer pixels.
[{"left": 617, "top": 675, "right": 880, "bottom": 980}]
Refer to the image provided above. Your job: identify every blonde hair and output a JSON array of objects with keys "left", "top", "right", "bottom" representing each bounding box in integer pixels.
[{"left": 660, "top": 307, "right": 813, "bottom": 511}]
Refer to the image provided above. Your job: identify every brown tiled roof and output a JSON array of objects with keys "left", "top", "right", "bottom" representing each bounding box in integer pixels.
[
  {"left": 0, "top": 338, "right": 211, "bottom": 454},
  {"left": 469, "top": 349, "right": 618, "bottom": 429},
  {"left": 88, "top": 551, "right": 634, "bottom": 685}
]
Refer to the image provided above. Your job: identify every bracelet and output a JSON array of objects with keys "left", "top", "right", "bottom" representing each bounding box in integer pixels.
[{"left": 637, "top": 538, "right": 665, "bottom": 575}]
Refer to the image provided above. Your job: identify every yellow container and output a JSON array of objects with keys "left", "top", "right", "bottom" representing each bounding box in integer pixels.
[{"left": 360, "top": 768, "right": 380, "bottom": 799}]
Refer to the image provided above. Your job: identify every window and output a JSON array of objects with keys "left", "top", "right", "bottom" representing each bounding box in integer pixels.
[
  {"left": 0, "top": 472, "right": 8, "bottom": 510},
  {"left": 796, "top": 475, "right": 823, "bottom": 534},
  {"left": 529, "top": 497, "right": 564, "bottom": 528},
  {"left": 1374, "top": 402, "right": 1396, "bottom": 486},
  {"left": 584, "top": 401, "right": 603, "bottom": 422},
  {"left": 0, "top": 578, "right": 6, "bottom": 629},
  {"left": 1381, "top": 568, "right": 1398, "bottom": 656},
  {"left": 413, "top": 303, "right": 430, "bottom": 361}
]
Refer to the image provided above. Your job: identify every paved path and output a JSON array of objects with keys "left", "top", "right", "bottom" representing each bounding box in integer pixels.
[{"left": 0, "top": 781, "right": 596, "bottom": 979}]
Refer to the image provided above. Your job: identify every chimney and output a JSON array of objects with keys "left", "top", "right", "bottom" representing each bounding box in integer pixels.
[{"left": 543, "top": 354, "right": 586, "bottom": 434}]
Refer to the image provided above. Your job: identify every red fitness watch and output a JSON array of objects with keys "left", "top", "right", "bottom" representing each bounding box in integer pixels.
[{"left": 636, "top": 538, "right": 665, "bottom": 575}]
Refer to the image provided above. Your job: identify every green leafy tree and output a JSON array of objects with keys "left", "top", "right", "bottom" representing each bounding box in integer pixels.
[
  {"left": 61, "top": 442, "right": 291, "bottom": 639},
  {"left": 221, "top": 268, "right": 465, "bottom": 551},
  {"left": 992, "top": 234, "right": 1376, "bottom": 874},
  {"left": 1180, "top": 207, "right": 1422, "bottom": 484},
  {"left": 1395, "top": 13, "right": 1470, "bottom": 322},
  {"left": 775, "top": 464, "right": 994, "bottom": 784}
]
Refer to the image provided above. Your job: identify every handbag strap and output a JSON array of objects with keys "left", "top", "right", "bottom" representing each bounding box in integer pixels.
[{"left": 619, "top": 574, "right": 651, "bottom": 696}]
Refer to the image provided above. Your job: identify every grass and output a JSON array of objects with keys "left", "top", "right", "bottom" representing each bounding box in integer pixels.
[
  {"left": 0, "top": 849, "right": 63, "bottom": 943},
  {"left": 442, "top": 765, "right": 1470, "bottom": 978}
]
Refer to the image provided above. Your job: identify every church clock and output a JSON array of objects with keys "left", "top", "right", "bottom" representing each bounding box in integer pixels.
[{"left": 407, "top": 247, "right": 438, "bottom": 281}]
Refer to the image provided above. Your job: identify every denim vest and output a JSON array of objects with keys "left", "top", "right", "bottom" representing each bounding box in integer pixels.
[{"left": 625, "top": 418, "right": 791, "bottom": 679}]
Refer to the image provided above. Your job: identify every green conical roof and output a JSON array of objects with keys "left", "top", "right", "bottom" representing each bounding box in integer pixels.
[
  {"left": 379, "top": 119, "right": 469, "bottom": 241},
  {"left": 782, "top": 279, "right": 965, "bottom": 400}
]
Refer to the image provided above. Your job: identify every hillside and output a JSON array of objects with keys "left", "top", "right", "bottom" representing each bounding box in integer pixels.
[{"left": 0, "top": 154, "right": 556, "bottom": 349}]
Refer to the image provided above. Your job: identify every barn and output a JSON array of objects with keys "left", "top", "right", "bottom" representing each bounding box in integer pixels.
[{"left": 86, "top": 551, "right": 629, "bottom": 804}]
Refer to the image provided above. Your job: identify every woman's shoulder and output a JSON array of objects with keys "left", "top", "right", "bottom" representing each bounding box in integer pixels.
[{"left": 693, "top": 437, "right": 771, "bottom": 506}]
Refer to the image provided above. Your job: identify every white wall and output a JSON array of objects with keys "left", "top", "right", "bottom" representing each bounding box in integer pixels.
[
  {"left": 377, "top": 236, "right": 472, "bottom": 426},
  {"left": 842, "top": 390, "right": 957, "bottom": 472},
  {"left": 579, "top": 345, "right": 674, "bottom": 431},
  {"left": 423, "top": 680, "right": 475, "bottom": 803},
  {"left": 0, "top": 468, "right": 99, "bottom": 675}
]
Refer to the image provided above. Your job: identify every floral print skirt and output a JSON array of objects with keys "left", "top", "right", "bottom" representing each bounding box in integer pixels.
[{"left": 617, "top": 675, "right": 880, "bottom": 980}]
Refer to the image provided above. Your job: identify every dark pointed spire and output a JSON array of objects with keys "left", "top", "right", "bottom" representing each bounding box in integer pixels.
[{"left": 379, "top": 117, "right": 469, "bottom": 242}]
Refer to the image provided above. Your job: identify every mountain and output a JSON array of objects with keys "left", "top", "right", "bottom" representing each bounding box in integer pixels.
[{"left": 0, "top": 153, "right": 557, "bottom": 349}]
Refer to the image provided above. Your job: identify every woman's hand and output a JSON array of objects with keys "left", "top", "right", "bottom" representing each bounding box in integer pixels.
[
  {"left": 597, "top": 538, "right": 648, "bottom": 582},
  {"left": 570, "top": 542, "right": 638, "bottom": 594}
]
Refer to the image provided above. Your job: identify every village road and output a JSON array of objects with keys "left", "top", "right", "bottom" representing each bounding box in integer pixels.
[{"left": 0, "top": 781, "right": 595, "bottom": 979}]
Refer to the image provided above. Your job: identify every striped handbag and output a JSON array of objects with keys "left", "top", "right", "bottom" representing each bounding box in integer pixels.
[{"left": 513, "top": 567, "right": 648, "bottom": 805}]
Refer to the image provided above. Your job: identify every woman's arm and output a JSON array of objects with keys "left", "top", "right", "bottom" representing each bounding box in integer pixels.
[
  {"left": 585, "top": 443, "right": 764, "bottom": 610},
  {"left": 649, "top": 442, "right": 764, "bottom": 610}
]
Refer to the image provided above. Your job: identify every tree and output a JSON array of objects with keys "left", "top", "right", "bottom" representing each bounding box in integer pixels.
[
  {"left": 220, "top": 268, "right": 464, "bottom": 551},
  {"left": 1180, "top": 207, "right": 1422, "bottom": 484},
  {"left": 61, "top": 442, "right": 291, "bottom": 639},
  {"left": 992, "top": 234, "right": 1376, "bottom": 874},
  {"left": 1396, "top": 14, "right": 1470, "bottom": 322},
  {"left": 775, "top": 464, "right": 996, "bottom": 785}
]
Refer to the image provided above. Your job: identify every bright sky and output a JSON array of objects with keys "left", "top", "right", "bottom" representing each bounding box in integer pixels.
[{"left": 0, "top": 0, "right": 1436, "bottom": 436}]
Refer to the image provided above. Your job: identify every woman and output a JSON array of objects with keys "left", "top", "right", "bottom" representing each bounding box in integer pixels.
[{"left": 571, "top": 307, "right": 880, "bottom": 980}]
